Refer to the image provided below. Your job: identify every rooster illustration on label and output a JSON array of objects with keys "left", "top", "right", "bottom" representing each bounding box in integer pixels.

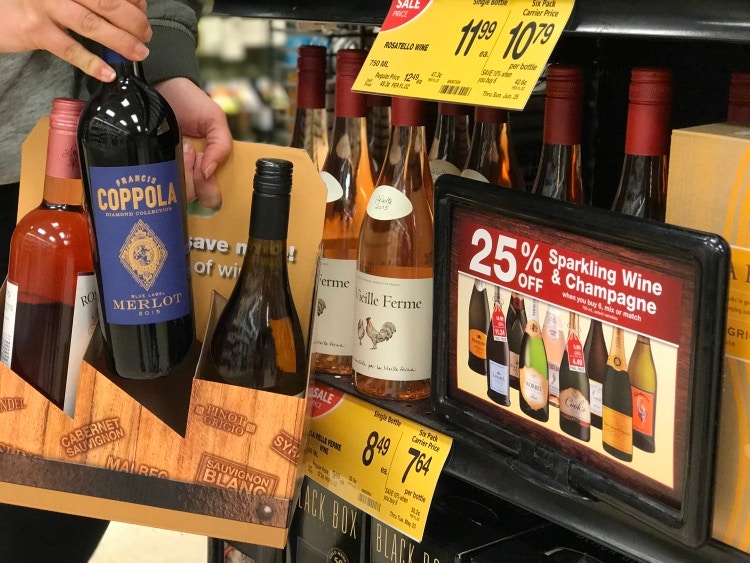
[{"left": 357, "top": 317, "right": 396, "bottom": 349}]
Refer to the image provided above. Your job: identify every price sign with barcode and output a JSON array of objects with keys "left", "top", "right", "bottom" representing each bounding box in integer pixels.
[
  {"left": 303, "top": 381, "right": 452, "bottom": 541},
  {"left": 353, "top": 0, "right": 574, "bottom": 109}
]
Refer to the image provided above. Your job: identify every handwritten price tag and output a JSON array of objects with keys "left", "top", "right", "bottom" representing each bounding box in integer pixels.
[
  {"left": 353, "top": 0, "right": 575, "bottom": 109},
  {"left": 303, "top": 381, "right": 452, "bottom": 541}
]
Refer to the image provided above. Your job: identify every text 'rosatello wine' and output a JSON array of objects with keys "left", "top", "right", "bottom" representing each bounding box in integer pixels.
[
  {"left": 2, "top": 98, "right": 97, "bottom": 414},
  {"left": 467, "top": 278, "right": 490, "bottom": 375},
  {"left": 208, "top": 159, "right": 306, "bottom": 396},
  {"left": 602, "top": 327, "right": 633, "bottom": 461},
  {"left": 78, "top": 48, "right": 194, "bottom": 379},
  {"left": 519, "top": 299, "right": 549, "bottom": 422},
  {"left": 558, "top": 312, "right": 590, "bottom": 441},
  {"left": 486, "top": 285, "right": 510, "bottom": 406},
  {"left": 354, "top": 95, "right": 434, "bottom": 401},
  {"left": 312, "top": 49, "right": 375, "bottom": 377}
]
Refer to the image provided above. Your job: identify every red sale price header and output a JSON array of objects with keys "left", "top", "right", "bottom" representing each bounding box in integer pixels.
[{"left": 457, "top": 220, "right": 684, "bottom": 344}]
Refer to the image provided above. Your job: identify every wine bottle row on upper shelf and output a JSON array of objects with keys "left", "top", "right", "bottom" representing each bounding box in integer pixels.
[{"left": 293, "top": 41, "right": 750, "bottom": 405}]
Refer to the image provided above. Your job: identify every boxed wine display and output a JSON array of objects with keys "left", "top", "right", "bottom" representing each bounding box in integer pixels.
[
  {"left": 431, "top": 176, "right": 730, "bottom": 548},
  {"left": 0, "top": 118, "right": 326, "bottom": 546},
  {"left": 665, "top": 122, "right": 750, "bottom": 554}
]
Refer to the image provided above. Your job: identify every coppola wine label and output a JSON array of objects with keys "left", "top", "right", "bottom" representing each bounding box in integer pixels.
[{"left": 87, "top": 163, "right": 190, "bottom": 325}]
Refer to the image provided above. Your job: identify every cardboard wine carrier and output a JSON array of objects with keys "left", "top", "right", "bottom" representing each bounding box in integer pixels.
[
  {"left": 666, "top": 121, "right": 750, "bottom": 554},
  {"left": 0, "top": 118, "right": 326, "bottom": 547}
]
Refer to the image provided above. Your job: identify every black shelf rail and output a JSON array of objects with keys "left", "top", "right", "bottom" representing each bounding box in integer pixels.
[
  {"left": 314, "top": 373, "right": 747, "bottom": 563},
  {"left": 213, "top": 0, "right": 750, "bottom": 43}
]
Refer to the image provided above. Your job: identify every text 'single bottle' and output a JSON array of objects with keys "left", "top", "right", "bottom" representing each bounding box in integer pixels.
[
  {"left": 312, "top": 49, "right": 375, "bottom": 376},
  {"left": 208, "top": 158, "right": 306, "bottom": 396},
  {"left": 531, "top": 64, "right": 585, "bottom": 203},
  {"left": 78, "top": 48, "right": 194, "bottom": 379},
  {"left": 290, "top": 45, "right": 329, "bottom": 172},
  {"left": 461, "top": 106, "right": 525, "bottom": 190},
  {"left": 610, "top": 68, "right": 673, "bottom": 220},
  {"left": 354, "top": 96, "right": 434, "bottom": 401},
  {"left": 1, "top": 98, "right": 98, "bottom": 413}
]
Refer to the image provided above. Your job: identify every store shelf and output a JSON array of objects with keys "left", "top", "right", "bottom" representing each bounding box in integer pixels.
[
  {"left": 212, "top": 0, "right": 750, "bottom": 43},
  {"left": 313, "top": 373, "right": 747, "bottom": 563}
]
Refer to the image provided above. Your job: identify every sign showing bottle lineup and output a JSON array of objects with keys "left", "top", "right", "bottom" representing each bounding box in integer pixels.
[{"left": 455, "top": 213, "right": 685, "bottom": 490}]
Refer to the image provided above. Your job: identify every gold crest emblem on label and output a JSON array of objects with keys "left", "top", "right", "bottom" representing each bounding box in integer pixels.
[{"left": 119, "top": 220, "right": 167, "bottom": 290}]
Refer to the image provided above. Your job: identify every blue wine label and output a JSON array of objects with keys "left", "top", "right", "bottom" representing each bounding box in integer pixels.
[{"left": 88, "top": 161, "right": 190, "bottom": 325}]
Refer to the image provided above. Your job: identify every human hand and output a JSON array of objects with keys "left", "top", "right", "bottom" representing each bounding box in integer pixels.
[
  {"left": 155, "top": 77, "right": 233, "bottom": 209},
  {"left": 0, "top": 0, "right": 151, "bottom": 82}
]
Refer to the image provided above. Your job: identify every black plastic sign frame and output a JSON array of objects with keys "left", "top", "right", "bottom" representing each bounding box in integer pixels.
[{"left": 431, "top": 175, "right": 729, "bottom": 547}]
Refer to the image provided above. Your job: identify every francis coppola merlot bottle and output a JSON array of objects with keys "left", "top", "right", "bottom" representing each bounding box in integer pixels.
[{"left": 78, "top": 47, "right": 194, "bottom": 379}]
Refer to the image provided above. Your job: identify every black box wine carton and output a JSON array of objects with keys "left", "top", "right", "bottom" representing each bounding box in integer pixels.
[
  {"left": 370, "top": 474, "right": 547, "bottom": 563},
  {"left": 665, "top": 122, "right": 750, "bottom": 554},
  {"left": 0, "top": 119, "right": 326, "bottom": 547}
]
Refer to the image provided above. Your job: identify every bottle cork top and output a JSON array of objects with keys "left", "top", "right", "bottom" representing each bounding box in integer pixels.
[
  {"left": 50, "top": 98, "right": 85, "bottom": 132},
  {"left": 254, "top": 158, "right": 293, "bottom": 196},
  {"left": 336, "top": 48, "right": 367, "bottom": 77},
  {"left": 629, "top": 68, "right": 673, "bottom": 105},
  {"left": 391, "top": 96, "right": 426, "bottom": 126},
  {"left": 545, "top": 64, "right": 584, "bottom": 99}
]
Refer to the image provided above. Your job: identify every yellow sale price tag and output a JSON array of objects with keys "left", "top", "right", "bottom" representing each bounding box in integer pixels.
[
  {"left": 353, "top": 0, "right": 575, "bottom": 109},
  {"left": 303, "top": 381, "right": 452, "bottom": 541}
]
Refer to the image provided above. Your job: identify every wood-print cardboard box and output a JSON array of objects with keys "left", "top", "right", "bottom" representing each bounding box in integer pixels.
[
  {"left": 665, "top": 122, "right": 750, "bottom": 554},
  {"left": 0, "top": 118, "right": 325, "bottom": 547}
]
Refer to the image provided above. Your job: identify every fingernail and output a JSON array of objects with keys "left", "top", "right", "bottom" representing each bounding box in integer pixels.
[
  {"left": 183, "top": 139, "right": 193, "bottom": 153},
  {"left": 134, "top": 43, "right": 150, "bottom": 60},
  {"left": 202, "top": 162, "right": 217, "bottom": 180},
  {"left": 100, "top": 66, "right": 116, "bottom": 82}
]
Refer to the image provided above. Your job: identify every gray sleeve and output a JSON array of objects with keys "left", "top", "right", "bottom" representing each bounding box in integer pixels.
[{"left": 143, "top": 0, "right": 204, "bottom": 86}]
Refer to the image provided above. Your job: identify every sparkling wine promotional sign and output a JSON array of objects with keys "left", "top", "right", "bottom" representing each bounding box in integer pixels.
[{"left": 432, "top": 176, "right": 729, "bottom": 547}]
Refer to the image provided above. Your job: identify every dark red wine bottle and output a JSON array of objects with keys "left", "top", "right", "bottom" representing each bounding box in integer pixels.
[{"left": 78, "top": 47, "right": 194, "bottom": 379}]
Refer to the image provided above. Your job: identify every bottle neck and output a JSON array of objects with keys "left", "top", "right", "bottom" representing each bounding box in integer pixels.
[
  {"left": 543, "top": 94, "right": 582, "bottom": 146},
  {"left": 44, "top": 122, "right": 83, "bottom": 206},
  {"left": 380, "top": 125, "right": 429, "bottom": 191},
  {"left": 249, "top": 191, "right": 290, "bottom": 241},
  {"left": 335, "top": 76, "right": 367, "bottom": 118},
  {"left": 101, "top": 47, "right": 144, "bottom": 81},
  {"left": 297, "top": 70, "right": 327, "bottom": 110},
  {"left": 624, "top": 101, "right": 670, "bottom": 156}
]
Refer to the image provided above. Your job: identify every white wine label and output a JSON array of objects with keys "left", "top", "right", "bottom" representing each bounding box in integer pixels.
[
  {"left": 460, "top": 168, "right": 490, "bottom": 183},
  {"left": 366, "top": 185, "right": 413, "bottom": 221},
  {"left": 320, "top": 171, "right": 345, "bottom": 203},
  {"left": 64, "top": 274, "right": 99, "bottom": 416},
  {"left": 560, "top": 387, "right": 591, "bottom": 424},
  {"left": 520, "top": 366, "right": 548, "bottom": 411},
  {"left": 429, "top": 159, "right": 461, "bottom": 183},
  {"left": 590, "top": 380, "right": 603, "bottom": 418},
  {"left": 353, "top": 271, "right": 433, "bottom": 381},
  {"left": 488, "top": 360, "right": 509, "bottom": 394},
  {"left": 0, "top": 281, "right": 18, "bottom": 367},
  {"left": 313, "top": 258, "right": 357, "bottom": 356}
]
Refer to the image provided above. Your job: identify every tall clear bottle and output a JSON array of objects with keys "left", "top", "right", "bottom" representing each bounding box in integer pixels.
[
  {"left": 312, "top": 49, "right": 375, "bottom": 376},
  {"left": 531, "top": 64, "right": 585, "bottom": 203},
  {"left": 290, "top": 45, "right": 329, "bottom": 171},
  {"left": 428, "top": 102, "right": 471, "bottom": 183},
  {"left": 629, "top": 334, "right": 657, "bottom": 452},
  {"left": 610, "top": 68, "right": 673, "bottom": 220},
  {"left": 78, "top": 48, "right": 194, "bottom": 380},
  {"left": 461, "top": 106, "right": 525, "bottom": 190},
  {"left": 602, "top": 327, "right": 633, "bottom": 461},
  {"left": 727, "top": 71, "right": 750, "bottom": 124},
  {"left": 354, "top": 96, "right": 434, "bottom": 401},
  {"left": 519, "top": 299, "right": 549, "bottom": 422},
  {"left": 583, "top": 318, "right": 608, "bottom": 430},
  {"left": 558, "top": 312, "right": 590, "bottom": 441},
  {"left": 208, "top": 159, "right": 306, "bottom": 396},
  {"left": 1, "top": 98, "right": 98, "bottom": 412}
]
